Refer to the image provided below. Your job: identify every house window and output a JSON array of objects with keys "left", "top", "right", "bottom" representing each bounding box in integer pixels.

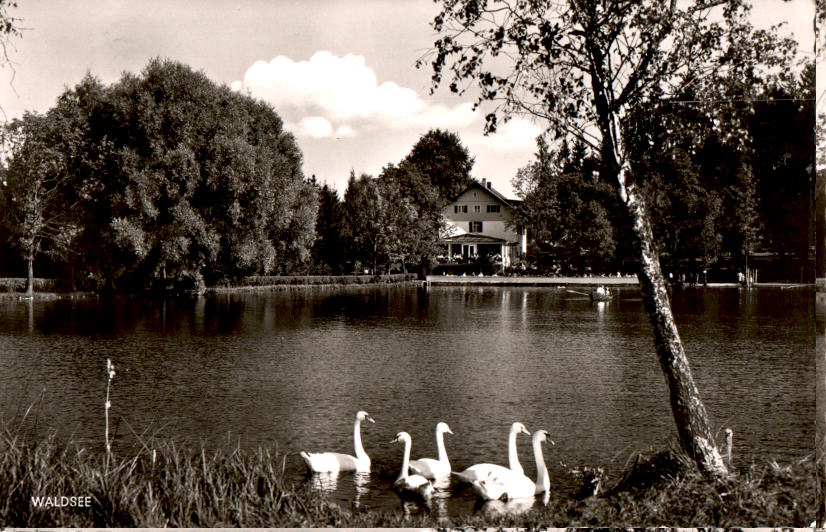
[
  {"left": 470, "top": 221, "right": 483, "bottom": 233},
  {"left": 453, "top": 205, "right": 468, "bottom": 213},
  {"left": 474, "top": 205, "right": 481, "bottom": 213},
  {"left": 487, "top": 205, "right": 500, "bottom": 213}
]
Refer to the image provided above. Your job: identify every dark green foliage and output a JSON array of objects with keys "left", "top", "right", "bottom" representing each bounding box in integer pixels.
[
  {"left": 399, "top": 128, "right": 474, "bottom": 205},
  {"left": 310, "top": 180, "right": 344, "bottom": 274},
  {"left": 340, "top": 171, "right": 388, "bottom": 274},
  {"left": 337, "top": 128, "right": 475, "bottom": 275},
  {"left": 511, "top": 137, "right": 618, "bottom": 274},
  {"left": 313, "top": 129, "right": 473, "bottom": 277},
  {"left": 1, "top": 109, "right": 85, "bottom": 293},
  {"left": 228, "top": 273, "right": 416, "bottom": 288},
  {"left": 1, "top": 59, "right": 316, "bottom": 289}
]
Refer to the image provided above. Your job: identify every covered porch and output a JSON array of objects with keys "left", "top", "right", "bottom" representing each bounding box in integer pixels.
[{"left": 441, "top": 233, "right": 519, "bottom": 267}]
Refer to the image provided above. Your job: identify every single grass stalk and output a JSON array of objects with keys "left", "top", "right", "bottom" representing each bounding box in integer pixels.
[{"left": 104, "top": 359, "right": 116, "bottom": 458}]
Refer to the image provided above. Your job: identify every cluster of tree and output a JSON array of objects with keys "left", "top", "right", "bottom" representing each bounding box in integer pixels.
[
  {"left": 0, "top": 59, "right": 317, "bottom": 292},
  {"left": 310, "top": 129, "right": 473, "bottom": 275},
  {"left": 512, "top": 64, "right": 813, "bottom": 280},
  {"left": 511, "top": 137, "right": 618, "bottom": 274}
]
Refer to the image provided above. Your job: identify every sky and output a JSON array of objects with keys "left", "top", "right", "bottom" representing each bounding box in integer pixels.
[{"left": 0, "top": 0, "right": 816, "bottom": 197}]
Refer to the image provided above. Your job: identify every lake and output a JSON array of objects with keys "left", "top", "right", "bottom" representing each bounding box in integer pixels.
[{"left": 0, "top": 285, "right": 814, "bottom": 517}]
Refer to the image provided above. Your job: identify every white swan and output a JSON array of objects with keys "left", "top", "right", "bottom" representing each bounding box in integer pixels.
[
  {"left": 452, "top": 422, "right": 530, "bottom": 483},
  {"left": 409, "top": 422, "right": 453, "bottom": 479},
  {"left": 299, "top": 410, "right": 375, "bottom": 473},
  {"left": 391, "top": 431, "right": 434, "bottom": 503},
  {"left": 470, "top": 429, "right": 553, "bottom": 501}
]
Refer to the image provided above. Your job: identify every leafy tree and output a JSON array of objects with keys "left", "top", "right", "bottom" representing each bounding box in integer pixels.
[
  {"left": 1, "top": 111, "right": 82, "bottom": 294},
  {"left": 511, "top": 137, "right": 616, "bottom": 274},
  {"left": 310, "top": 179, "right": 345, "bottom": 274},
  {"left": 61, "top": 59, "right": 314, "bottom": 288},
  {"left": 399, "top": 128, "right": 474, "bottom": 205},
  {"left": 379, "top": 162, "right": 445, "bottom": 269},
  {"left": 422, "top": 0, "right": 801, "bottom": 474},
  {"left": 340, "top": 171, "right": 389, "bottom": 274},
  {"left": 340, "top": 170, "right": 427, "bottom": 275}
]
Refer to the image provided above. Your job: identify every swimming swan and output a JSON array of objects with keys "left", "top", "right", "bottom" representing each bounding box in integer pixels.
[
  {"left": 299, "top": 410, "right": 375, "bottom": 473},
  {"left": 470, "top": 429, "right": 553, "bottom": 501},
  {"left": 409, "top": 422, "right": 453, "bottom": 479},
  {"left": 452, "top": 422, "right": 530, "bottom": 483},
  {"left": 392, "top": 431, "right": 434, "bottom": 503}
]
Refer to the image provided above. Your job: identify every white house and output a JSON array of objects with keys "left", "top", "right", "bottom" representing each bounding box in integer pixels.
[{"left": 441, "top": 179, "right": 527, "bottom": 266}]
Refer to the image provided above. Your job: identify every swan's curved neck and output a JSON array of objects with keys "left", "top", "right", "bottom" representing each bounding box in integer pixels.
[
  {"left": 436, "top": 430, "right": 450, "bottom": 466},
  {"left": 508, "top": 430, "right": 523, "bottom": 474},
  {"left": 533, "top": 438, "right": 549, "bottom": 493},
  {"left": 353, "top": 418, "right": 367, "bottom": 460},
  {"left": 399, "top": 437, "right": 411, "bottom": 480}
]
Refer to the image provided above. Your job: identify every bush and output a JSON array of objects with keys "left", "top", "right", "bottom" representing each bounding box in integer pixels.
[{"left": 233, "top": 274, "right": 417, "bottom": 288}]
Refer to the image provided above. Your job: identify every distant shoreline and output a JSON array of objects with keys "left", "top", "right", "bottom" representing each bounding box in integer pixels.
[{"left": 0, "top": 275, "right": 813, "bottom": 299}]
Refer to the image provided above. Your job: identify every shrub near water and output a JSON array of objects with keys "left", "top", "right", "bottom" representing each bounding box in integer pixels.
[
  {"left": 0, "top": 432, "right": 815, "bottom": 527},
  {"left": 232, "top": 274, "right": 418, "bottom": 288}
]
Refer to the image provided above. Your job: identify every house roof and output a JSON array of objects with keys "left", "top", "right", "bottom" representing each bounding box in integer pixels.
[
  {"left": 454, "top": 180, "right": 518, "bottom": 207},
  {"left": 442, "top": 233, "right": 514, "bottom": 244}
]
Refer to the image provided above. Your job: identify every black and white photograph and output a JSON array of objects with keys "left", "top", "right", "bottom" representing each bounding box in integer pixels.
[{"left": 0, "top": 0, "right": 819, "bottom": 528}]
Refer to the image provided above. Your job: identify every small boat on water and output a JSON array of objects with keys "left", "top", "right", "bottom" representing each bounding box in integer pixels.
[
  {"left": 590, "top": 289, "right": 613, "bottom": 302},
  {"left": 566, "top": 288, "right": 614, "bottom": 301}
]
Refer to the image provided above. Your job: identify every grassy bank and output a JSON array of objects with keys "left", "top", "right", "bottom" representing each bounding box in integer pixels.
[
  {"left": 0, "top": 274, "right": 418, "bottom": 299},
  {"left": 0, "top": 431, "right": 814, "bottom": 528},
  {"left": 0, "top": 278, "right": 83, "bottom": 300}
]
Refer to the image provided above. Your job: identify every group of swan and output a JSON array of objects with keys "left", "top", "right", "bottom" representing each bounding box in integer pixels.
[{"left": 299, "top": 411, "right": 553, "bottom": 505}]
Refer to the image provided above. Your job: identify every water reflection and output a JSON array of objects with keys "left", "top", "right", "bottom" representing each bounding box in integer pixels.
[
  {"left": 430, "top": 477, "right": 452, "bottom": 518},
  {"left": 353, "top": 472, "right": 369, "bottom": 508},
  {"left": 307, "top": 471, "right": 340, "bottom": 493},
  {"left": 306, "top": 471, "right": 370, "bottom": 509}
]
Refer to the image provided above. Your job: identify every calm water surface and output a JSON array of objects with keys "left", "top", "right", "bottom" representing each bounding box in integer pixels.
[{"left": 0, "top": 285, "right": 813, "bottom": 517}]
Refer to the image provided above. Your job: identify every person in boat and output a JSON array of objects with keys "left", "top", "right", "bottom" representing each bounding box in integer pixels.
[{"left": 595, "top": 285, "right": 608, "bottom": 296}]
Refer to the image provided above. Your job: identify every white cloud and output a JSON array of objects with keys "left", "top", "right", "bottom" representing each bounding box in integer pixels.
[
  {"left": 297, "top": 116, "right": 334, "bottom": 138},
  {"left": 335, "top": 125, "right": 356, "bottom": 137},
  {"left": 232, "top": 51, "right": 476, "bottom": 137},
  {"left": 469, "top": 118, "right": 544, "bottom": 153}
]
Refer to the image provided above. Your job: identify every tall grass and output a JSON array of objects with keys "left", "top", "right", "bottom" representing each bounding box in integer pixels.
[
  {"left": 0, "top": 431, "right": 815, "bottom": 528},
  {"left": 0, "top": 431, "right": 354, "bottom": 527}
]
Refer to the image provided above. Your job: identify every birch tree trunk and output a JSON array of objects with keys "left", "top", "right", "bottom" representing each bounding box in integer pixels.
[{"left": 619, "top": 163, "right": 727, "bottom": 476}]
